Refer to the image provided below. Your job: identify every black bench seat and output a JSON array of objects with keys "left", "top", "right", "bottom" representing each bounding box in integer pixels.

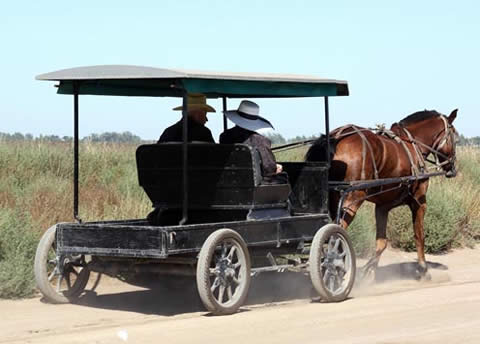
[{"left": 136, "top": 143, "right": 291, "bottom": 224}]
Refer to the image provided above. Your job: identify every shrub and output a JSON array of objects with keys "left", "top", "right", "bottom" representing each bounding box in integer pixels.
[
  {"left": 0, "top": 208, "right": 40, "bottom": 298},
  {"left": 347, "top": 204, "right": 376, "bottom": 257}
]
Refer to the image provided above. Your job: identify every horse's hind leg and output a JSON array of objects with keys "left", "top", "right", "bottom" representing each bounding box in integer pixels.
[{"left": 362, "top": 204, "right": 390, "bottom": 281}]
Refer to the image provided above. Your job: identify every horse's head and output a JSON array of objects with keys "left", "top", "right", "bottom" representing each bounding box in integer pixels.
[
  {"left": 395, "top": 109, "right": 459, "bottom": 177},
  {"left": 435, "top": 109, "right": 459, "bottom": 177}
]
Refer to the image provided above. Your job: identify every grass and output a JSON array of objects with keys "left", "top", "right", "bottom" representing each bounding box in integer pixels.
[{"left": 0, "top": 141, "right": 479, "bottom": 298}]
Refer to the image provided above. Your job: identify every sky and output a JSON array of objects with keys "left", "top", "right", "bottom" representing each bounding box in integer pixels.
[{"left": 1, "top": 0, "right": 479, "bottom": 140}]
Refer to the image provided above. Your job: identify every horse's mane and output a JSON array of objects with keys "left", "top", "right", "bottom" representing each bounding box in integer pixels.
[{"left": 398, "top": 110, "right": 442, "bottom": 127}]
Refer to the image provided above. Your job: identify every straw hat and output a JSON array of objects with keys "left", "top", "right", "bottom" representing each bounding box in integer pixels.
[
  {"left": 225, "top": 100, "right": 274, "bottom": 131},
  {"left": 173, "top": 93, "right": 216, "bottom": 112}
]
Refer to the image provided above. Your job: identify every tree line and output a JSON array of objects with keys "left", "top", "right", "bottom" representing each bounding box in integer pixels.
[
  {"left": 0, "top": 131, "right": 142, "bottom": 143},
  {"left": 1, "top": 131, "right": 479, "bottom": 146}
]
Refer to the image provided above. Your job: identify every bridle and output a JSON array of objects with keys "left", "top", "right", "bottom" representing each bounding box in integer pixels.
[{"left": 399, "top": 115, "right": 457, "bottom": 175}]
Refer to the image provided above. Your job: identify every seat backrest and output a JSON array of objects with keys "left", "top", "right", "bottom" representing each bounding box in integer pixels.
[
  {"left": 137, "top": 143, "right": 288, "bottom": 209},
  {"left": 280, "top": 161, "right": 329, "bottom": 214}
]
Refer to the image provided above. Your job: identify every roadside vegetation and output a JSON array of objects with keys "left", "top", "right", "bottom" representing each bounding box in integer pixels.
[{"left": 0, "top": 140, "right": 479, "bottom": 298}]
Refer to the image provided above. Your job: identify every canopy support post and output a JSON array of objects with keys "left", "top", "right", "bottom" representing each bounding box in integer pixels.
[
  {"left": 222, "top": 96, "right": 228, "bottom": 132},
  {"left": 324, "top": 96, "right": 330, "bottom": 166},
  {"left": 73, "top": 82, "right": 82, "bottom": 223},
  {"left": 179, "top": 92, "right": 189, "bottom": 225}
]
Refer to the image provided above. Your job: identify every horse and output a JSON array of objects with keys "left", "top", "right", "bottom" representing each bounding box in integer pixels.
[{"left": 306, "top": 109, "right": 458, "bottom": 280}]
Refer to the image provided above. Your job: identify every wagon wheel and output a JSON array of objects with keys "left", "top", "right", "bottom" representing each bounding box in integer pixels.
[
  {"left": 34, "top": 225, "right": 90, "bottom": 303},
  {"left": 309, "top": 224, "right": 356, "bottom": 302},
  {"left": 196, "top": 228, "right": 251, "bottom": 315}
]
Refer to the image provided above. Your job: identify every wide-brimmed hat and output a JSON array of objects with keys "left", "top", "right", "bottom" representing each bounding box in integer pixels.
[
  {"left": 225, "top": 100, "right": 274, "bottom": 131},
  {"left": 173, "top": 93, "right": 216, "bottom": 112}
]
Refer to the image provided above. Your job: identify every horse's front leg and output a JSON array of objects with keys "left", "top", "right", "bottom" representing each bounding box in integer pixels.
[{"left": 409, "top": 181, "right": 431, "bottom": 281}]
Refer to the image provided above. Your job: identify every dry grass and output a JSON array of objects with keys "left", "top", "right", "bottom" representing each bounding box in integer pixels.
[
  {"left": 0, "top": 141, "right": 478, "bottom": 298},
  {"left": 0, "top": 141, "right": 151, "bottom": 230}
]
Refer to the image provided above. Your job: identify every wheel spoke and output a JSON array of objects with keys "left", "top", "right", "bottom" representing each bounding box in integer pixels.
[
  {"left": 211, "top": 277, "right": 220, "bottom": 292},
  {"left": 333, "top": 237, "right": 340, "bottom": 252},
  {"left": 329, "top": 275, "right": 335, "bottom": 291},
  {"left": 323, "top": 270, "right": 329, "bottom": 284},
  {"left": 328, "top": 236, "right": 334, "bottom": 249},
  {"left": 209, "top": 268, "right": 216, "bottom": 276},
  {"left": 335, "top": 274, "right": 343, "bottom": 287},
  {"left": 221, "top": 243, "right": 228, "bottom": 258},
  {"left": 56, "top": 275, "right": 63, "bottom": 293},
  {"left": 227, "top": 286, "right": 233, "bottom": 300},
  {"left": 227, "top": 246, "right": 237, "bottom": 259},
  {"left": 232, "top": 276, "right": 240, "bottom": 286},
  {"left": 48, "top": 270, "right": 56, "bottom": 282},
  {"left": 218, "top": 285, "right": 225, "bottom": 304},
  {"left": 65, "top": 273, "right": 72, "bottom": 289},
  {"left": 233, "top": 262, "right": 241, "bottom": 269}
]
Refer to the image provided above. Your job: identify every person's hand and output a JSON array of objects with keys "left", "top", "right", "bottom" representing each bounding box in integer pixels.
[{"left": 276, "top": 164, "right": 283, "bottom": 174}]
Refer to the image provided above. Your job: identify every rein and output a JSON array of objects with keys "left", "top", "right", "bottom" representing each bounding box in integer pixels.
[{"left": 271, "top": 139, "right": 317, "bottom": 152}]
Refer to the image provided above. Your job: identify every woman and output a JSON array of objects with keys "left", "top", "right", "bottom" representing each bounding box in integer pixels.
[{"left": 220, "top": 100, "right": 285, "bottom": 184}]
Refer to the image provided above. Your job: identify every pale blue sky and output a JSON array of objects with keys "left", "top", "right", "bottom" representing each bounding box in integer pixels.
[{"left": 1, "top": 0, "right": 478, "bottom": 140}]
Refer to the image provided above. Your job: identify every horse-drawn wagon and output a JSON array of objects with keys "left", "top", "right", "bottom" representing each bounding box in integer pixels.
[{"left": 33, "top": 65, "right": 457, "bottom": 315}]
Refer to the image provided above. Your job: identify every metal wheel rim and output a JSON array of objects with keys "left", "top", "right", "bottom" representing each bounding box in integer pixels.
[
  {"left": 320, "top": 233, "right": 353, "bottom": 296},
  {"left": 46, "top": 243, "right": 88, "bottom": 296},
  {"left": 208, "top": 238, "right": 248, "bottom": 307}
]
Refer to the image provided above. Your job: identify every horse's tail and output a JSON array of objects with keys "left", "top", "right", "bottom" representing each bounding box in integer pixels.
[{"left": 305, "top": 134, "right": 337, "bottom": 162}]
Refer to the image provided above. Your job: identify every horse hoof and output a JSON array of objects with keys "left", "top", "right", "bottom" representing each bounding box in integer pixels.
[
  {"left": 420, "top": 271, "right": 432, "bottom": 282},
  {"left": 359, "top": 267, "right": 376, "bottom": 285},
  {"left": 414, "top": 264, "right": 430, "bottom": 281}
]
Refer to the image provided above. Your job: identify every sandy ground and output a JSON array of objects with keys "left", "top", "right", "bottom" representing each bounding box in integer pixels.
[{"left": 1, "top": 246, "right": 480, "bottom": 344}]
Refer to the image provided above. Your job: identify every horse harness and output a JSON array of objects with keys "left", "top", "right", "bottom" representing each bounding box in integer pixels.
[
  {"left": 332, "top": 116, "right": 456, "bottom": 180},
  {"left": 332, "top": 125, "right": 379, "bottom": 179},
  {"left": 397, "top": 116, "right": 457, "bottom": 171}
]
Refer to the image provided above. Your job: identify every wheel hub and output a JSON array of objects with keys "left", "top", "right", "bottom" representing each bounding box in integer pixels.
[{"left": 214, "top": 257, "right": 236, "bottom": 286}]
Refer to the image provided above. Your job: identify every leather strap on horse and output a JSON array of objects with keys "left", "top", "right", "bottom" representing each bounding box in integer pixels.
[
  {"left": 376, "top": 126, "right": 422, "bottom": 177},
  {"left": 332, "top": 125, "right": 379, "bottom": 180},
  {"left": 398, "top": 126, "right": 426, "bottom": 175}
]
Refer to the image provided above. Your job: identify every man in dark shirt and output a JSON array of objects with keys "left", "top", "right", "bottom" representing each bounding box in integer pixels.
[
  {"left": 220, "top": 100, "right": 285, "bottom": 183},
  {"left": 158, "top": 94, "right": 215, "bottom": 143}
]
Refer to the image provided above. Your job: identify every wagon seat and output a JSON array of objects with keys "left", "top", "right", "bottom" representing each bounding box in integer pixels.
[{"left": 136, "top": 143, "right": 291, "bottom": 225}]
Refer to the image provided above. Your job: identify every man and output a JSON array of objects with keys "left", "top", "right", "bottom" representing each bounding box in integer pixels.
[
  {"left": 158, "top": 93, "right": 215, "bottom": 143},
  {"left": 220, "top": 100, "right": 285, "bottom": 183}
]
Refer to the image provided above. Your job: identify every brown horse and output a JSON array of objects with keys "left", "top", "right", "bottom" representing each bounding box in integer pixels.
[{"left": 306, "top": 109, "right": 458, "bottom": 280}]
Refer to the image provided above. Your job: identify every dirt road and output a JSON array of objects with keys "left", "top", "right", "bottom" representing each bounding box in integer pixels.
[{"left": 2, "top": 246, "right": 480, "bottom": 344}]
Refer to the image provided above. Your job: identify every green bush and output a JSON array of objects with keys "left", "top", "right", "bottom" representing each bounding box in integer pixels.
[
  {"left": 0, "top": 208, "right": 40, "bottom": 298},
  {"left": 347, "top": 204, "right": 376, "bottom": 257},
  {"left": 387, "top": 177, "right": 477, "bottom": 253}
]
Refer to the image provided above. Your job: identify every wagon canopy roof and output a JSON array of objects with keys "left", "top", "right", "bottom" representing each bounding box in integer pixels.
[{"left": 36, "top": 65, "right": 349, "bottom": 98}]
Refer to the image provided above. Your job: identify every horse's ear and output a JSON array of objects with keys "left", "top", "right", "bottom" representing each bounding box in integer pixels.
[{"left": 448, "top": 109, "right": 458, "bottom": 124}]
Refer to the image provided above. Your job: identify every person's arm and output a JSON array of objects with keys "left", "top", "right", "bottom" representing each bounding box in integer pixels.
[
  {"left": 205, "top": 129, "right": 215, "bottom": 143},
  {"left": 254, "top": 135, "right": 277, "bottom": 176}
]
